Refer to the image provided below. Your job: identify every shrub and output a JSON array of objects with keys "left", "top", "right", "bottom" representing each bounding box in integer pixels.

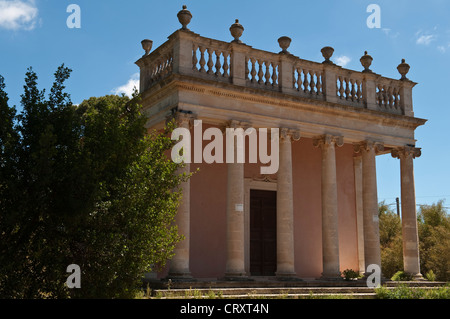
[
  {"left": 425, "top": 270, "right": 436, "bottom": 281},
  {"left": 376, "top": 284, "right": 450, "bottom": 299},
  {"left": 391, "top": 271, "right": 413, "bottom": 281},
  {"left": 342, "top": 269, "right": 361, "bottom": 281}
]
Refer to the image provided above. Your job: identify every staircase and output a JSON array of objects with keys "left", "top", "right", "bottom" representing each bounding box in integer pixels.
[{"left": 146, "top": 278, "right": 447, "bottom": 299}]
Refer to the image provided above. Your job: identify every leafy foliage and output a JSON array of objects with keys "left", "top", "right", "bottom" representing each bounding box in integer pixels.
[
  {"left": 341, "top": 269, "right": 361, "bottom": 280},
  {"left": 0, "top": 66, "right": 187, "bottom": 298},
  {"left": 378, "top": 200, "right": 450, "bottom": 282},
  {"left": 391, "top": 271, "right": 413, "bottom": 281},
  {"left": 417, "top": 201, "right": 450, "bottom": 282},
  {"left": 379, "top": 202, "right": 404, "bottom": 279},
  {"left": 375, "top": 284, "right": 450, "bottom": 299}
]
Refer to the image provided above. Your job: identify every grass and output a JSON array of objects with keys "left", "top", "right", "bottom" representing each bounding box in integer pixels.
[
  {"left": 375, "top": 284, "right": 450, "bottom": 299},
  {"left": 140, "top": 283, "right": 450, "bottom": 299}
]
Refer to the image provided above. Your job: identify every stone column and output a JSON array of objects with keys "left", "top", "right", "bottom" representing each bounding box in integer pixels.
[
  {"left": 276, "top": 129, "right": 300, "bottom": 278},
  {"left": 353, "top": 156, "right": 366, "bottom": 275},
  {"left": 225, "top": 121, "right": 246, "bottom": 279},
  {"left": 314, "top": 134, "right": 344, "bottom": 279},
  {"left": 168, "top": 113, "right": 193, "bottom": 279},
  {"left": 354, "top": 140, "right": 383, "bottom": 275},
  {"left": 391, "top": 146, "right": 423, "bottom": 279}
]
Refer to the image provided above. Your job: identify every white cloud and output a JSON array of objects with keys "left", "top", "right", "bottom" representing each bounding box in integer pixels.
[
  {"left": 415, "top": 30, "right": 437, "bottom": 46},
  {"left": 335, "top": 55, "right": 351, "bottom": 67},
  {"left": 382, "top": 28, "right": 399, "bottom": 39},
  {"left": 0, "top": 0, "right": 38, "bottom": 30},
  {"left": 416, "top": 34, "right": 436, "bottom": 45},
  {"left": 437, "top": 43, "right": 450, "bottom": 53},
  {"left": 112, "top": 73, "right": 140, "bottom": 97}
]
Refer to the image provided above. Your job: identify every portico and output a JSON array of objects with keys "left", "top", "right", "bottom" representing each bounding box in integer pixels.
[{"left": 136, "top": 6, "right": 426, "bottom": 281}]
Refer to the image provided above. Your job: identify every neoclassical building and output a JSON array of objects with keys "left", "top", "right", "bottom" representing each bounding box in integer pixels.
[{"left": 136, "top": 7, "right": 426, "bottom": 281}]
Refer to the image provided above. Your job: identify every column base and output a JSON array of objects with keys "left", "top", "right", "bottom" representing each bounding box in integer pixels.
[
  {"left": 222, "top": 273, "right": 253, "bottom": 281},
  {"left": 166, "top": 272, "right": 195, "bottom": 282},
  {"left": 411, "top": 273, "right": 425, "bottom": 281},
  {"left": 276, "top": 273, "right": 302, "bottom": 281},
  {"left": 320, "top": 273, "right": 343, "bottom": 281}
]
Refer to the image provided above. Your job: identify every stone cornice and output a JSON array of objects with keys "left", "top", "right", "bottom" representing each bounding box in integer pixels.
[{"left": 141, "top": 74, "right": 426, "bottom": 130}]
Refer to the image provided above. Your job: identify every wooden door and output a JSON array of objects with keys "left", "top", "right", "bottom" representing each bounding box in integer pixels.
[{"left": 250, "top": 189, "right": 277, "bottom": 276}]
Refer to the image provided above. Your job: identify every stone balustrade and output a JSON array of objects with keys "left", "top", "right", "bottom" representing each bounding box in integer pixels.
[{"left": 136, "top": 6, "right": 416, "bottom": 117}]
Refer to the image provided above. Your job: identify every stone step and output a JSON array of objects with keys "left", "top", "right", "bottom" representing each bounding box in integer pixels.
[
  {"left": 146, "top": 278, "right": 447, "bottom": 290},
  {"left": 154, "top": 286, "right": 376, "bottom": 297},
  {"left": 154, "top": 292, "right": 378, "bottom": 299},
  {"left": 150, "top": 282, "right": 448, "bottom": 299}
]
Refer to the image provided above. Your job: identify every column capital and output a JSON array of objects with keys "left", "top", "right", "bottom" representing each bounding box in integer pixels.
[
  {"left": 225, "top": 119, "right": 252, "bottom": 129},
  {"left": 170, "top": 110, "right": 197, "bottom": 128},
  {"left": 391, "top": 146, "right": 422, "bottom": 159},
  {"left": 221, "top": 119, "right": 254, "bottom": 135},
  {"left": 313, "top": 134, "right": 344, "bottom": 148},
  {"left": 353, "top": 140, "right": 384, "bottom": 154},
  {"left": 280, "top": 128, "right": 301, "bottom": 142}
]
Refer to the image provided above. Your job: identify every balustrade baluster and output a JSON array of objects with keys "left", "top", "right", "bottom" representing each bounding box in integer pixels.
[
  {"left": 316, "top": 72, "right": 322, "bottom": 95},
  {"left": 192, "top": 45, "right": 198, "bottom": 71},
  {"left": 207, "top": 48, "right": 214, "bottom": 74},
  {"left": 303, "top": 69, "right": 309, "bottom": 93},
  {"left": 382, "top": 85, "right": 388, "bottom": 107},
  {"left": 245, "top": 57, "right": 249, "bottom": 80},
  {"left": 258, "top": 60, "right": 264, "bottom": 84},
  {"left": 375, "top": 85, "right": 381, "bottom": 106},
  {"left": 345, "top": 78, "right": 351, "bottom": 100},
  {"left": 265, "top": 62, "right": 271, "bottom": 85},
  {"left": 387, "top": 87, "right": 393, "bottom": 108},
  {"left": 309, "top": 71, "right": 315, "bottom": 94},
  {"left": 250, "top": 58, "right": 256, "bottom": 82},
  {"left": 199, "top": 46, "right": 206, "bottom": 73},
  {"left": 338, "top": 76, "right": 344, "bottom": 99},
  {"left": 393, "top": 88, "right": 398, "bottom": 109},
  {"left": 161, "top": 58, "right": 166, "bottom": 78},
  {"left": 223, "top": 53, "right": 229, "bottom": 78},
  {"left": 296, "top": 68, "right": 302, "bottom": 91},
  {"left": 350, "top": 79, "right": 356, "bottom": 101},
  {"left": 215, "top": 51, "right": 222, "bottom": 76},
  {"left": 356, "top": 80, "right": 361, "bottom": 102},
  {"left": 271, "top": 62, "right": 278, "bottom": 87}
]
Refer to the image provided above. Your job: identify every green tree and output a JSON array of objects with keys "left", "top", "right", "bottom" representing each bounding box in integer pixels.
[
  {"left": 378, "top": 200, "right": 450, "bottom": 281},
  {"left": 379, "top": 201, "right": 403, "bottom": 279},
  {"left": 0, "top": 66, "right": 187, "bottom": 298},
  {"left": 418, "top": 201, "right": 450, "bottom": 282}
]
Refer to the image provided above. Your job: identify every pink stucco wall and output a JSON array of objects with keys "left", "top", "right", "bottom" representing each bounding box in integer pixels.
[{"left": 161, "top": 126, "right": 359, "bottom": 279}]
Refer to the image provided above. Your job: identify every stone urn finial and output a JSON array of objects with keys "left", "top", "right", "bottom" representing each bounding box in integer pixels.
[
  {"left": 230, "top": 19, "right": 244, "bottom": 43},
  {"left": 177, "top": 5, "right": 192, "bottom": 30},
  {"left": 321, "top": 46, "right": 334, "bottom": 64},
  {"left": 397, "top": 58, "right": 410, "bottom": 81},
  {"left": 278, "top": 36, "right": 291, "bottom": 54},
  {"left": 141, "top": 39, "right": 153, "bottom": 56},
  {"left": 360, "top": 51, "right": 373, "bottom": 73}
]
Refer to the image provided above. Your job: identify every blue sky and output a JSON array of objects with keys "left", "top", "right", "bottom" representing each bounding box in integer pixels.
[{"left": 1, "top": 0, "right": 449, "bottom": 210}]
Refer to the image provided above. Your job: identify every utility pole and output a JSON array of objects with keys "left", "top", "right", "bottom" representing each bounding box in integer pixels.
[{"left": 396, "top": 197, "right": 400, "bottom": 218}]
